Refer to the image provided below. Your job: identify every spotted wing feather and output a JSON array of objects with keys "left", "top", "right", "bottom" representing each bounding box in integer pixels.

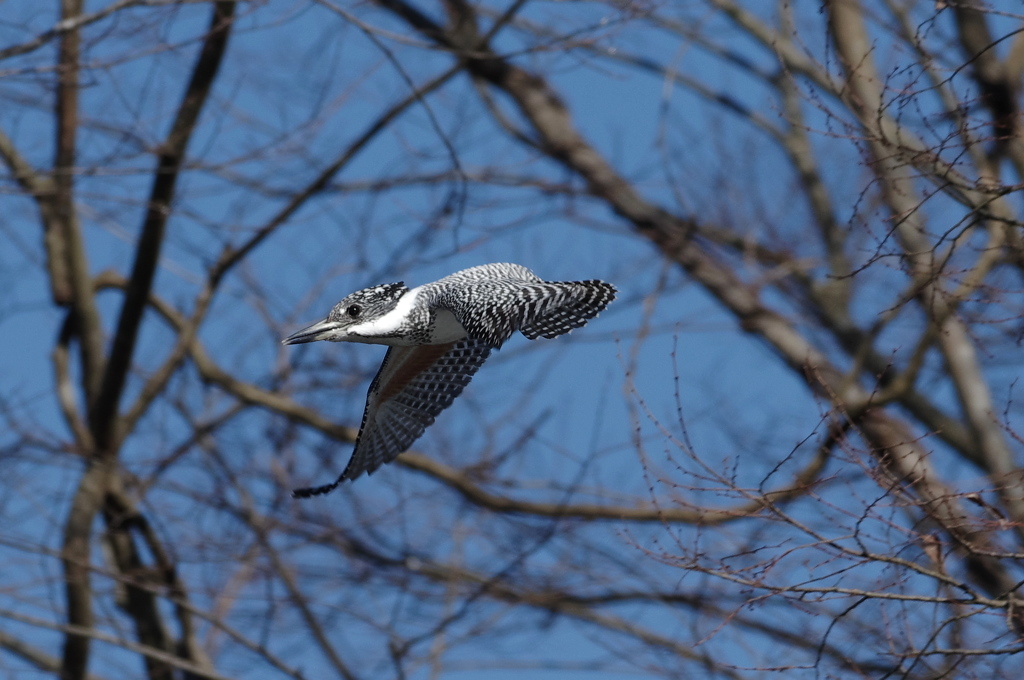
[
  {"left": 518, "top": 280, "right": 617, "bottom": 340},
  {"left": 292, "top": 338, "right": 493, "bottom": 495}
]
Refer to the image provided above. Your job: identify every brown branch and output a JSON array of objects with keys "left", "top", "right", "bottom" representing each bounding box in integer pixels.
[
  {"left": 101, "top": 511, "right": 175, "bottom": 680},
  {"left": 102, "top": 483, "right": 215, "bottom": 680},
  {"left": 0, "top": 126, "right": 58, "bottom": 211},
  {"left": 1009, "top": 29, "right": 1024, "bottom": 87},
  {"left": 507, "top": 11, "right": 978, "bottom": 471},
  {"left": 499, "top": 10, "right": 786, "bottom": 141},
  {"left": 4, "top": 526, "right": 302, "bottom": 679},
  {"left": 53, "top": 0, "right": 105, "bottom": 403},
  {"left": 253, "top": 506, "right": 747, "bottom": 678},
  {"left": 826, "top": 0, "right": 1024, "bottom": 538},
  {"left": 306, "top": 521, "right": 746, "bottom": 677},
  {"left": 704, "top": 0, "right": 837, "bottom": 98},
  {"left": 398, "top": 435, "right": 831, "bottom": 523},
  {"left": 8, "top": 0, "right": 158, "bottom": 63},
  {"left": 0, "top": 0, "right": 147, "bottom": 62},
  {"left": 49, "top": 0, "right": 79, "bottom": 308},
  {"left": 857, "top": 410, "right": 1024, "bottom": 632},
  {"left": 711, "top": 0, "right": 1013, "bottom": 216},
  {"left": 7, "top": 607, "right": 232, "bottom": 680},
  {"left": 245, "top": 511, "right": 359, "bottom": 680},
  {"left": 950, "top": 0, "right": 1024, "bottom": 196},
  {"left": 207, "top": 67, "right": 462, "bottom": 282},
  {"left": 884, "top": 0, "right": 990, "bottom": 171},
  {"left": 53, "top": 310, "right": 95, "bottom": 453},
  {"left": 952, "top": 1, "right": 1019, "bottom": 147},
  {"left": 776, "top": 68, "right": 851, "bottom": 308},
  {"left": 57, "top": 465, "right": 215, "bottom": 680},
  {"left": 56, "top": 10, "right": 234, "bottom": 677},
  {"left": 0, "top": 628, "right": 107, "bottom": 680},
  {"left": 90, "top": 1, "right": 236, "bottom": 452},
  {"left": 60, "top": 459, "right": 115, "bottom": 680}
]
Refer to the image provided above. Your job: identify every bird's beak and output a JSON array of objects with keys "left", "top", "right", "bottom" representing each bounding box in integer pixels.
[{"left": 282, "top": 319, "right": 341, "bottom": 345}]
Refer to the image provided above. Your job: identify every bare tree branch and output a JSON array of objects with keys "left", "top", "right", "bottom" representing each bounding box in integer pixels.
[
  {"left": 246, "top": 509, "right": 360, "bottom": 680},
  {"left": 91, "top": 1, "right": 236, "bottom": 451},
  {"left": 0, "top": 628, "right": 107, "bottom": 680},
  {"left": 951, "top": 1, "right": 1020, "bottom": 154},
  {"left": 53, "top": 0, "right": 105, "bottom": 400},
  {"left": 60, "top": 459, "right": 114, "bottom": 680},
  {"left": 825, "top": 0, "right": 1024, "bottom": 537},
  {"left": 8, "top": 607, "right": 234, "bottom": 680},
  {"left": 0, "top": 0, "right": 158, "bottom": 62}
]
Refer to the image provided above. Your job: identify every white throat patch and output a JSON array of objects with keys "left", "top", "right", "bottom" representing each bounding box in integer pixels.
[{"left": 347, "top": 286, "right": 423, "bottom": 344}]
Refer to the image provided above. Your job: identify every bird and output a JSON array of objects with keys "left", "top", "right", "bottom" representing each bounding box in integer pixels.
[{"left": 282, "top": 263, "right": 616, "bottom": 497}]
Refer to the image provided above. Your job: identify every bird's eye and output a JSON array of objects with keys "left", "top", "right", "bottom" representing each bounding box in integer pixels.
[{"left": 346, "top": 304, "right": 362, "bottom": 318}]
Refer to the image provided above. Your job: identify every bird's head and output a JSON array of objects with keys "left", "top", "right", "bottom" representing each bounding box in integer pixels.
[{"left": 282, "top": 282, "right": 408, "bottom": 345}]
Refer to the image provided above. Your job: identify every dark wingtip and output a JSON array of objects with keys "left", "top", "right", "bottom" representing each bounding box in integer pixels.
[{"left": 292, "top": 481, "right": 342, "bottom": 499}]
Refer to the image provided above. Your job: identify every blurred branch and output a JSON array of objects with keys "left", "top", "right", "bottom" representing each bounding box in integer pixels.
[
  {"left": 53, "top": 309, "right": 95, "bottom": 453},
  {"left": 245, "top": 509, "right": 360, "bottom": 680},
  {"left": 292, "top": 515, "right": 891, "bottom": 677},
  {"left": 0, "top": 0, "right": 146, "bottom": 62},
  {"left": 712, "top": 0, "right": 1013, "bottom": 215},
  {"left": 4, "top": 525, "right": 305, "bottom": 679},
  {"left": 3, "top": 1, "right": 1021, "bottom": 675},
  {"left": 656, "top": 0, "right": 1012, "bottom": 472},
  {"left": 103, "top": 483, "right": 214, "bottom": 680},
  {"left": 91, "top": 1, "right": 236, "bottom": 451},
  {"left": 704, "top": 0, "right": 837, "bottom": 95},
  {"left": 62, "top": 475, "right": 218, "bottom": 680},
  {"left": 207, "top": 63, "right": 461, "bottom": 280},
  {"left": 857, "top": 409, "right": 1024, "bottom": 632},
  {"left": 60, "top": 458, "right": 114, "bottom": 680},
  {"left": 499, "top": 11, "right": 786, "bottom": 140},
  {"left": 101, "top": 507, "right": 175, "bottom": 680},
  {"left": 52, "top": 1, "right": 104, "bottom": 622},
  {"left": 951, "top": 1, "right": 1021, "bottom": 164},
  {"left": 398, "top": 435, "right": 831, "bottom": 523},
  {"left": 6, "top": 607, "right": 233, "bottom": 680},
  {"left": 0, "top": 628, "right": 107, "bottom": 680},
  {"left": 826, "top": 0, "right": 1024, "bottom": 538},
  {"left": 259, "top": 508, "right": 747, "bottom": 679},
  {"left": 59, "top": 6, "right": 234, "bottom": 678},
  {"left": 884, "top": 0, "right": 989, "bottom": 172},
  {"left": 0, "top": 127, "right": 58, "bottom": 214},
  {"left": 776, "top": 63, "right": 851, "bottom": 309},
  {"left": 138, "top": 402, "right": 246, "bottom": 494},
  {"left": 53, "top": 0, "right": 105, "bottom": 400},
  {"left": 503, "top": 9, "right": 979, "bottom": 471}
]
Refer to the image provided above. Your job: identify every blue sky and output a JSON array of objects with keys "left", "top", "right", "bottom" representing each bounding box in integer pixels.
[{"left": 3, "top": 1, "right": 1022, "bottom": 678}]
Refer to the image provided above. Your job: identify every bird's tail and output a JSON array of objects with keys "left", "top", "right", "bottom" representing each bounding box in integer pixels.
[{"left": 519, "top": 280, "right": 616, "bottom": 340}]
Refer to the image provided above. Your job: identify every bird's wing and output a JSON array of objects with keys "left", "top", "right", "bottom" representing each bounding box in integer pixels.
[
  {"left": 517, "top": 280, "right": 617, "bottom": 340},
  {"left": 293, "top": 338, "right": 492, "bottom": 496},
  {"left": 435, "top": 279, "right": 617, "bottom": 347}
]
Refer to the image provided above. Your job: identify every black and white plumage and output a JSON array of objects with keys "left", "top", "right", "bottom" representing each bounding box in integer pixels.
[{"left": 283, "top": 263, "right": 616, "bottom": 497}]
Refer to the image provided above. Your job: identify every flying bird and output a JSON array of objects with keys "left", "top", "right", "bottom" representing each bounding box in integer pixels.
[{"left": 283, "top": 263, "right": 616, "bottom": 497}]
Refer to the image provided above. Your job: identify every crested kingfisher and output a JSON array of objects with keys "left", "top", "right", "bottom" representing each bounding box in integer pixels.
[{"left": 283, "top": 263, "right": 616, "bottom": 497}]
